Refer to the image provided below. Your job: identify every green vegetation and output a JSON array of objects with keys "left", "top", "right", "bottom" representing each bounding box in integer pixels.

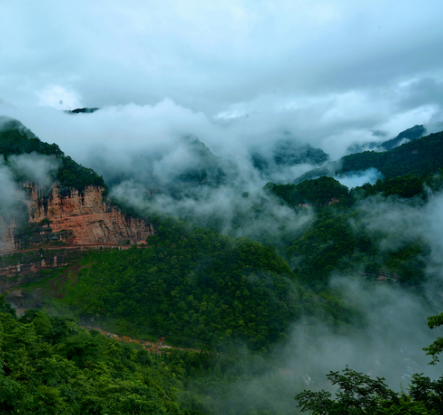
[
  {"left": 295, "top": 311, "right": 443, "bottom": 414},
  {"left": 339, "top": 130, "right": 443, "bottom": 178},
  {"left": 0, "top": 294, "right": 204, "bottom": 414},
  {"left": 298, "top": 130, "right": 443, "bottom": 182},
  {"left": 264, "top": 173, "right": 441, "bottom": 290},
  {"left": 49, "top": 219, "right": 352, "bottom": 351},
  {"left": 0, "top": 295, "right": 338, "bottom": 415},
  {"left": 265, "top": 176, "right": 352, "bottom": 207},
  {"left": 296, "top": 368, "right": 442, "bottom": 414},
  {"left": 354, "top": 169, "right": 443, "bottom": 199},
  {"left": 0, "top": 119, "right": 105, "bottom": 190},
  {"left": 380, "top": 124, "right": 426, "bottom": 151},
  {"left": 3, "top": 118, "right": 443, "bottom": 413}
]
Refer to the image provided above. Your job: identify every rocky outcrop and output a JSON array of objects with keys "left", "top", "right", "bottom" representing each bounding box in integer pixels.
[
  {"left": 0, "top": 217, "right": 17, "bottom": 251},
  {"left": 1, "top": 184, "right": 155, "bottom": 251}
]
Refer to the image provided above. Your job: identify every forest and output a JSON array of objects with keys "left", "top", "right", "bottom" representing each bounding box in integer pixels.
[
  {"left": 297, "top": 130, "right": 443, "bottom": 182},
  {"left": 2, "top": 120, "right": 443, "bottom": 413},
  {"left": 0, "top": 119, "right": 105, "bottom": 190}
]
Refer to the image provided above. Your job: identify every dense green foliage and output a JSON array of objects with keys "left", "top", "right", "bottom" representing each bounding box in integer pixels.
[
  {"left": 265, "top": 177, "right": 351, "bottom": 207},
  {"left": 295, "top": 311, "right": 443, "bottom": 414},
  {"left": 56, "top": 220, "right": 351, "bottom": 351},
  {"left": 0, "top": 295, "right": 191, "bottom": 414},
  {"left": 295, "top": 368, "right": 442, "bottom": 414},
  {"left": 297, "top": 130, "right": 443, "bottom": 182},
  {"left": 380, "top": 124, "right": 425, "bottom": 151},
  {"left": 0, "top": 295, "right": 338, "bottom": 415},
  {"left": 3, "top": 117, "right": 443, "bottom": 413},
  {"left": 340, "top": 131, "right": 443, "bottom": 178},
  {"left": 423, "top": 312, "right": 443, "bottom": 366},
  {"left": 287, "top": 208, "right": 371, "bottom": 287},
  {"left": 354, "top": 170, "right": 443, "bottom": 199},
  {"left": 0, "top": 119, "right": 105, "bottom": 190},
  {"left": 265, "top": 173, "right": 440, "bottom": 290}
]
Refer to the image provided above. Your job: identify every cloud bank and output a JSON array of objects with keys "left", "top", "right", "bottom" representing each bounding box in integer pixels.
[{"left": 1, "top": 0, "right": 443, "bottom": 164}]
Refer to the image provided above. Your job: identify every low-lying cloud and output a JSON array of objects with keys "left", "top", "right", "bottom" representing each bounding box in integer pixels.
[
  {"left": 0, "top": 153, "right": 60, "bottom": 248},
  {"left": 335, "top": 167, "right": 383, "bottom": 188},
  {"left": 9, "top": 153, "right": 60, "bottom": 188}
]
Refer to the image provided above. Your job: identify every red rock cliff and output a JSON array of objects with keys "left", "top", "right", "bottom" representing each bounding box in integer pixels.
[{"left": 1, "top": 184, "right": 155, "bottom": 251}]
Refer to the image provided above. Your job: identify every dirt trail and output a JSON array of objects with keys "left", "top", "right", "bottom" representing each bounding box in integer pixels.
[
  {"left": 0, "top": 243, "right": 143, "bottom": 256},
  {"left": 81, "top": 325, "right": 201, "bottom": 354}
]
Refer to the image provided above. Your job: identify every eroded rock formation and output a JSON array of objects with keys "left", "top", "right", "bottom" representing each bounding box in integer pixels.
[{"left": 1, "top": 184, "right": 155, "bottom": 251}]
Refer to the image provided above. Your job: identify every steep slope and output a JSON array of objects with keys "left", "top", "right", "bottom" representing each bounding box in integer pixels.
[
  {"left": 251, "top": 138, "right": 329, "bottom": 178},
  {"left": 0, "top": 119, "right": 155, "bottom": 252},
  {"left": 1, "top": 184, "right": 154, "bottom": 252},
  {"left": 265, "top": 173, "right": 442, "bottom": 290},
  {"left": 0, "top": 116, "right": 105, "bottom": 190},
  {"left": 296, "top": 130, "right": 443, "bottom": 183},
  {"left": 380, "top": 124, "right": 426, "bottom": 150},
  {"left": 45, "top": 219, "right": 351, "bottom": 350}
]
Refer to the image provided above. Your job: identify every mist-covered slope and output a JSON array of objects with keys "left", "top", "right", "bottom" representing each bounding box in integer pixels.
[
  {"left": 251, "top": 138, "right": 329, "bottom": 177},
  {"left": 264, "top": 172, "right": 443, "bottom": 290},
  {"left": 297, "top": 129, "right": 443, "bottom": 183},
  {"left": 3, "top": 116, "right": 443, "bottom": 415},
  {"left": 0, "top": 118, "right": 157, "bottom": 251},
  {"left": 0, "top": 116, "right": 105, "bottom": 190},
  {"left": 380, "top": 124, "right": 426, "bottom": 151},
  {"left": 28, "top": 215, "right": 352, "bottom": 351}
]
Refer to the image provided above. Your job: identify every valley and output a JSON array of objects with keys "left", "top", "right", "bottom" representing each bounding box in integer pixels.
[{"left": 1, "top": 118, "right": 443, "bottom": 414}]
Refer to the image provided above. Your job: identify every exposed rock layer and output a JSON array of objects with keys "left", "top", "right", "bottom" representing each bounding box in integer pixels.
[{"left": 1, "top": 184, "right": 155, "bottom": 251}]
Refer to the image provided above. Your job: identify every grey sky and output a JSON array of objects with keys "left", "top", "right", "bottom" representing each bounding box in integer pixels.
[{"left": 1, "top": 0, "right": 443, "bottom": 161}]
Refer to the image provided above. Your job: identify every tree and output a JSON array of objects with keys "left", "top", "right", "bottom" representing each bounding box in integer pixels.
[
  {"left": 295, "top": 312, "right": 443, "bottom": 414},
  {"left": 423, "top": 312, "right": 443, "bottom": 365}
]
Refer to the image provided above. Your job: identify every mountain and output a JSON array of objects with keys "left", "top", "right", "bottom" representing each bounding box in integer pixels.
[
  {"left": 174, "top": 135, "right": 231, "bottom": 186},
  {"left": 296, "top": 129, "right": 443, "bottom": 183},
  {"left": 0, "top": 119, "right": 350, "bottom": 350},
  {"left": 346, "top": 125, "right": 426, "bottom": 153},
  {"left": 380, "top": 124, "right": 426, "bottom": 150},
  {"left": 251, "top": 138, "right": 329, "bottom": 177},
  {"left": 65, "top": 107, "right": 99, "bottom": 114},
  {"left": 0, "top": 115, "right": 37, "bottom": 138},
  {"left": 0, "top": 118, "right": 155, "bottom": 253},
  {"left": 0, "top": 116, "right": 105, "bottom": 190},
  {"left": 1, "top": 116, "right": 443, "bottom": 414},
  {"left": 100, "top": 134, "right": 235, "bottom": 201},
  {"left": 264, "top": 176, "right": 351, "bottom": 208}
]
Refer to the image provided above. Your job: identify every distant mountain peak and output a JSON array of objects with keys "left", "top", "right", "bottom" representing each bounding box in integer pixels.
[
  {"left": 380, "top": 124, "right": 426, "bottom": 150},
  {"left": 65, "top": 107, "right": 99, "bottom": 114}
]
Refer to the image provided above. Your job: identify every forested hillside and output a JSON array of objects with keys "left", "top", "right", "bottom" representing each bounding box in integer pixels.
[
  {"left": 265, "top": 172, "right": 443, "bottom": 290},
  {"left": 30, "top": 216, "right": 352, "bottom": 352},
  {"left": 0, "top": 296, "right": 187, "bottom": 414},
  {"left": 2, "top": 118, "right": 443, "bottom": 414},
  {"left": 3, "top": 294, "right": 295, "bottom": 415},
  {"left": 297, "top": 130, "right": 443, "bottom": 182},
  {"left": 0, "top": 117, "right": 105, "bottom": 190}
]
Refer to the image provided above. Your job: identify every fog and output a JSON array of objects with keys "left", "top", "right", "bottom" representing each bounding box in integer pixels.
[
  {"left": 334, "top": 167, "right": 383, "bottom": 188},
  {"left": 2, "top": 1, "right": 443, "bottom": 166},
  {"left": 0, "top": 150, "right": 59, "bottom": 248},
  {"left": 2, "top": 1, "right": 443, "bottom": 412},
  {"left": 204, "top": 191, "right": 443, "bottom": 414}
]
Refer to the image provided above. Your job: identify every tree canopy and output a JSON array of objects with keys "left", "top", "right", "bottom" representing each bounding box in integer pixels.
[{"left": 295, "top": 311, "right": 443, "bottom": 414}]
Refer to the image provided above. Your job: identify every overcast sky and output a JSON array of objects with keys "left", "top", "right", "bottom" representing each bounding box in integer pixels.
[{"left": 1, "top": 0, "right": 443, "bottom": 161}]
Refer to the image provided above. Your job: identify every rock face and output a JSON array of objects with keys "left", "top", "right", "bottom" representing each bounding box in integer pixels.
[
  {"left": 1, "top": 184, "right": 155, "bottom": 251},
  {"left": 0, "top": 217, "right": 17, "bottom": 251}
]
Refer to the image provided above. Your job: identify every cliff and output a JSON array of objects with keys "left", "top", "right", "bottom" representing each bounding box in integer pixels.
[{"left": 1, "top": 184, "right": 155, "bottom": 251}]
